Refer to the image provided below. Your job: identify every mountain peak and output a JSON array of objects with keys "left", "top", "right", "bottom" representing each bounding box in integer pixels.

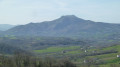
[
  {"left": 60, "top": 15, "right": 78, "bottom": 19},
  {"left": 56, "top": 15, "right": 85, "bottom": 23}
]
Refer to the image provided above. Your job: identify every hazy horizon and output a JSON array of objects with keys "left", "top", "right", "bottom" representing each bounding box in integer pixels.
[{"left": 0, "top": 0, "right": 120, "bottom": 25}]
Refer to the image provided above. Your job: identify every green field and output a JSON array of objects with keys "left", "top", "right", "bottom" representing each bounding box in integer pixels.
[
  {"left": 35, "top": 46, "right": 81, "bottom": 53},
  {"left": 34, "top": 45, "right": 120, "bottom": 66}
]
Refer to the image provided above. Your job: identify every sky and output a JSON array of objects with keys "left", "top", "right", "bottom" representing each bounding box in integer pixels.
[{"left": 0, "top": 0, "right": 120, "bottom": 25}]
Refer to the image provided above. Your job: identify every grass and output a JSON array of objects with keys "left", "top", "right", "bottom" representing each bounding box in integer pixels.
[
  {"left": 65, "top": 50, "right": 82, "bottom": 54},
  {"left": 86, "top": 53, "right": 117, "bottom": 59},
  {"left": 102, "top": 45, "right": 120, "bottom": 52},
  {"left": 34, "top": 46, "right": 81, "bottom": 53}
]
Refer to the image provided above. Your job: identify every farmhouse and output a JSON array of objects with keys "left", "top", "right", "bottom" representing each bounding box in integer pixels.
[{"left": 117, "top": 55, "right": 120, "bottom": 58}]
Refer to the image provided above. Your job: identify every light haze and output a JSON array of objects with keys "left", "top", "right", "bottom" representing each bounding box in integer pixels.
[{"left": 0, "top": 0, "right": 120, "bottom": 25}]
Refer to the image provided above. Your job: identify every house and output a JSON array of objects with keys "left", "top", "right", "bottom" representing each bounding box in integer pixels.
[
  {"left": 84, "top": 60, "right": 87, "bottom": 63},
  {"left": 117, "top": 55, "right": 120, "bottom": 58},
  {"left": 85, "top": 50, "right": 87, "bottom": 52}
]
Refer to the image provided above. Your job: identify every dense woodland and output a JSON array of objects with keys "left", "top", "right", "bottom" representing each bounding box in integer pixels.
[{"left": 0, "top": 36, "right": 88, "bottom": 53}]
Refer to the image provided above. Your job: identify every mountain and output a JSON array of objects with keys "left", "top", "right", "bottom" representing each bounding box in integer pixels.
[
  {"left": 0, "top": 24, "right": 15, "bottom": 31},
  {"left": 4, "top": 15, "right": 120, "bottom": 39}
]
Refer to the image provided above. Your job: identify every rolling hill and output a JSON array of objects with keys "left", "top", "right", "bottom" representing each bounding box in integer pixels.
[{"left": 0, "top": 24, "right": 15, "bottom": 31}]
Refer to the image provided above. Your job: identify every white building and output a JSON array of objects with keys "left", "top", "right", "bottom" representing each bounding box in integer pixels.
[
  {"left": 117, "top": 55, "right": 120, "bottom": 58},
  {"left": 84, "top": 60, "right": 87, "bottom": 63}
]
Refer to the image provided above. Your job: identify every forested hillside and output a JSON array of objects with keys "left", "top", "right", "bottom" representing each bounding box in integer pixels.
[{"left": 4, "top": 15, "right": 120, "bottom": 39}]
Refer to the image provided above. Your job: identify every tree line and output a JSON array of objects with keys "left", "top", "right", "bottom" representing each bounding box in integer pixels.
[{"left": 0, "top": 52, "right": 76, "bottom": 67}]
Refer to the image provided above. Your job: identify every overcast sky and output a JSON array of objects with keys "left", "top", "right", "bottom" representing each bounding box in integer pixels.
[{"left": 0, "top": 0, "right": 120, "bottom": 25}]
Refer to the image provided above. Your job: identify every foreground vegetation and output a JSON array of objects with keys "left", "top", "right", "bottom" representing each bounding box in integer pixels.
[
  {"left": 0, "top": 52, "right": 76, "bottom": 67},
  {"left": 0, "top": 52, "right": 120, "bottom": 67}
]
